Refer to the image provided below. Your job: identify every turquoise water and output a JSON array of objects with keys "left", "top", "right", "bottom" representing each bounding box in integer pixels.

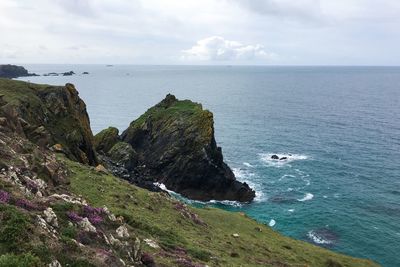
[{"left": 19, "top": 65, "right": 400, "bottom": 266}]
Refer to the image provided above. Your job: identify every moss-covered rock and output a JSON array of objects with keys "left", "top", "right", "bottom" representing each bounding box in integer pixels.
[
  {"left": 0, "top": 79, "right": 97, "bottom": 165},
  {"left": 94, "top": 127, "right": 119, "bottom": 153},
  {"left": 121, "top": 94, "right": 255, "bottom": 202}
]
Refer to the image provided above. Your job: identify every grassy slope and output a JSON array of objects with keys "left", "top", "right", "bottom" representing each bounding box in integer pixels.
[{"left": 65, "top": 157, "right": 378, "bottom": 267}]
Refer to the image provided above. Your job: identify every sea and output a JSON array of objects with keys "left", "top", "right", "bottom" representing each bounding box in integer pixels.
[{"left": 17, "top": 65, "right": 400, "bottom": 266}]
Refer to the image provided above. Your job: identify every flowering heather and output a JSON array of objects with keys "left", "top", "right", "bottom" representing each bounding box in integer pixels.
[
  {"left": 26, "top": 180, "right": 38, "bottom": 191},
  {"left": 0, "top": 190, "right": 10, "bottom": 203},
  {"left": 83, "top": 205, "right": 104, "bottom": 225},
  {"left": 67, "top": 211, "right": 83, "bottom": 223},
  {"left": 83, "top": 205, "right": 104, "bottom": 215},
  {"left": 87, "top": 214, "right": 103, "bottom": 225},
  {"left": 15, "top": 198, "right": 38, "bottom": 210}
]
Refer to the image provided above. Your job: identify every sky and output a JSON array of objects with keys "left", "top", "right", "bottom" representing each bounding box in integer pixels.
[{"left": 0, "top": 0, "right": 399, "bottom": 65}]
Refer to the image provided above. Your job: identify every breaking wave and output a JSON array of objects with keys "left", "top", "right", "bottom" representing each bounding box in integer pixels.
[
  {"left": 259, "top": 153, "right": 309, "bottom": 167},
  {"left": 297, "top": 193, "right": 314, "bottom": 202}
]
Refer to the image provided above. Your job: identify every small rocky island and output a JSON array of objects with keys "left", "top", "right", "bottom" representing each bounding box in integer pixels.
[
  {"left": 95, "top": 94, "right": 255, "bottom": 202},
  {"left": 0, "top": 78, "right": 378, "bottom": 266}
]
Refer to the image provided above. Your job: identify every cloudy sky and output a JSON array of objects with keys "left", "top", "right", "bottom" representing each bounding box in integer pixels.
[{"left": 1, "top": 0, "right": 399, "bottom": 65}]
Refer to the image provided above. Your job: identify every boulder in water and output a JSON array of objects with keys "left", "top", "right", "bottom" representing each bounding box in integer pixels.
[{"left": 271, "top": 154, "right": 279, "bottom": 160}]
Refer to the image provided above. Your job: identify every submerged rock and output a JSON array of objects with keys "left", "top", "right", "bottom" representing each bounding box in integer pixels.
[{"left": 118, "top": 94, "right": 255, "bottom": 202}]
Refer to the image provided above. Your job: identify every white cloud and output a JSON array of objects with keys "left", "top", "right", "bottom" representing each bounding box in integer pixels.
[
  {"left": 182, "top": 36, "right": 273, "bottom": 62},
  {"left": 0, "top": 0, "right": 399, "bottom": 64}
]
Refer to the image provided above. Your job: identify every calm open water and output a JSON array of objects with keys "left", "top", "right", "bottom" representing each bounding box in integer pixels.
[{"left": 18, "top": 65, "right": 400, "bottom": 266}]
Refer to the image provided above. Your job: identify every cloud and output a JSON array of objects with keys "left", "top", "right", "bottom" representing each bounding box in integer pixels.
[
  {"left": 182, "top": 36, "right": 273, "bottom": 61},
  {"left": 230, "top": 0, "right": 323, "bottom": 21}
]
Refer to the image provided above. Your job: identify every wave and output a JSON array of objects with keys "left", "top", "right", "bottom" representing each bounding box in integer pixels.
[
  {"left": 232, "top": 167, "right": 265, "bottom": 202},
  {"left": 259, "top": 153, "right": 309, "bottom": 167},
  {"left": 154, "top": 182, "right": 244, "bottom": 207},
  {"left": 243, "top": 162, "right": 254, "bottom": 167},
  {"left": 297, "top": 193, "right": 314, "bottom": 202},
  {"left": 307, "top": 228, "right": 338, "bottom": 247},
  {"left": 307, "top": 230, "right": 333, "bottom": 245},
  {"left": 269, "top": 219, "right": 276, "bottom": 227}
]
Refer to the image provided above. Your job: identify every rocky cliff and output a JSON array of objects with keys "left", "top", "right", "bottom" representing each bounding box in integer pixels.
[
  {"left": 0, "top": 79, "right": 96, "bottom": 165},
  {"left": 0, "top": 79, "right": 379, "bottom": 267},
  {"left": 98, "top": 94, "right": 255, "bottom": 202}
]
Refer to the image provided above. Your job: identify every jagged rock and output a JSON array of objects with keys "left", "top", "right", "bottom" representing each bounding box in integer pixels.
[
  {"left": 44, "top": 207, "right": 59, "bottom": 227},
  {"left": 0, "top": 79, "right": 97, "bottom": 164},
  {"left": 94, "top": 127, "right": 120, "bottom": 153},
  {"left": 116, "top": 224, "right": 130, "bottom": 238},
  {"left": 95, "top": 164, "right": 108, "bottom": 174},
  {"left": 133, "top": 237, "right": 141, "bottom": 261},
  {"left": 120, "top": 94, "right": 255, "bottom": 202},
  {"left": 48, "top": 259, "right": 62, "bottom": 267},
  {"left": 51, "top": 143, "right": 64, "bottom": 153},
  {"left": 103, "top": 205, "right": 117, "bottom": 221},
  {"left": 62, "top": 71, "right": 75, "bottom": 76},
  {"left": 271, "top": 155, "right": 279, "bottom": 160},
  {"left": 144, "top": 239, "right": 159, "bottom": 249},
  {"left": 280, "top": 157, "right": 287, "bottom": 160},
  {"left": 79, "top": 217, "right": 97, "bottom": 232}
]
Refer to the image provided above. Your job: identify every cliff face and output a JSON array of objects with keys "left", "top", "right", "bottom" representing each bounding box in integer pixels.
[
  {"left": 0, "top": 79, "right": 96, "bottom": 165},
  {"left": 118, "top": 94, "right": 255, "bottom": 202}
]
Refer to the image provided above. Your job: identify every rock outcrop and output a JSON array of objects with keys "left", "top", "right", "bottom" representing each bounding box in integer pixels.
[
  {"left": 0, "top": 64, "right": 38, "bottom": 78},
  {"left": 0, "top": 79, "right": 97, "bottom": 165},
  {"left": 102, "top": 94, "right": 255, "bottom": 202}
]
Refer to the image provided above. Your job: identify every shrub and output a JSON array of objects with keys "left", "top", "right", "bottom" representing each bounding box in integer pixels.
[
  {"left": 67, "top": 211, "right": 83, "bottom": 223},
  {"left": 0, "top": 205, "right": 30, "bottom": 251},
  {"left": 15, "top": 198, "right": 39, "bottom": 210},
  {"left": 0, "top": 253, "right": 41, "bottom": 267},
  {"left": 0, "top": 190, "right": 10, "bottom": 203},
  {"left": 187, "top": 248, "right": 211, "bottom": 262}
]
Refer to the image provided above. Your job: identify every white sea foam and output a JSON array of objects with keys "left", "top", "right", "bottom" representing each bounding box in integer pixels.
[
  {"left": 243, "top": 162, "right": 253, "bottom": 167},
  {"left": 269, "top": 219, "right": 276, "bottom": 227},
  {"left": 307, "top": 230, "right": 333, "bottom": 245},
  {"left": 153, "top": 182, "right": 175, "bottom": 194},
  {"left": 288, "top": 209, "right": 295, "bottom": 212},
  {"left": 232, "top": 167, "right": 265, "bottom": 202},
  {"left": 297, "top": 193, "right": 314, "bottom": 202},
  {"left": 154, "top": 182, "right": 244, "bottom": 207},
  {"left": 259, "top": 153, "right": 308, "bottom": 167}
]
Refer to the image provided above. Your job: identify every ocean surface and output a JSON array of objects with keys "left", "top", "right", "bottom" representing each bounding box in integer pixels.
[{"left": 18, "top": 65, "right": 400, "bottom": 266}]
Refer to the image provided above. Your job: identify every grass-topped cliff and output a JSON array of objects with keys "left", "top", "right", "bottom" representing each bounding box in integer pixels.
[
  {"left": 0, "top": 78, "right": 379, "bottom": 266},
  {"left": 65, "top": 157, "right": 378, "bottom": 267}
]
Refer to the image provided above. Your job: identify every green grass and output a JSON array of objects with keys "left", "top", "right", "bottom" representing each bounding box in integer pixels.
[
  {"left": 0, "top": 205, "right": 31, "bottom": 253},
  {"left": 64, "top": 157, "right": 379, "bottom": 267}
]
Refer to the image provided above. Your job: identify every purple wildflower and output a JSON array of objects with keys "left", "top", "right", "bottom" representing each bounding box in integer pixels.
[
  {"left": 83, "top": 205, "right": 104, "bottom": 215},
  {"left": 83, "top": 205, "right": 104, "bottom": 225},
  {"left": 15, "top": 198, "right": 38, "bottom": 210},
  {"left": 88, "top": 214, "right": 103, "bottom": 225},
  {"left": 67, "top": 211, "right": 83, "bottom": 223},
  {"left": 0, "top": 190, "right": 10, "bottom": 204}
]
